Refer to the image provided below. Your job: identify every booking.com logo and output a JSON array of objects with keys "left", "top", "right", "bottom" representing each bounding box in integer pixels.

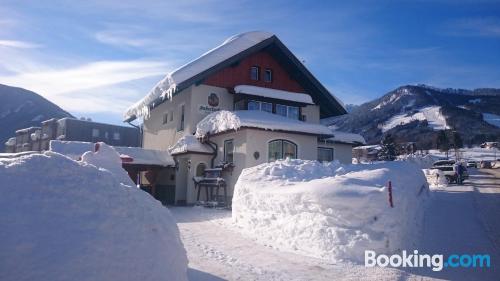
[{"left": 365, "top": 250, "right": 491, "bottom": 271}]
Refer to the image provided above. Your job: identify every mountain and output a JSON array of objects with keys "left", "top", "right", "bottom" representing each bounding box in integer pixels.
[
  {"left": 0, "top": 84, "right": 73, "bottom": 152},
  {"left": 325, "top": 85, "right": 500, "bottom": 148}
]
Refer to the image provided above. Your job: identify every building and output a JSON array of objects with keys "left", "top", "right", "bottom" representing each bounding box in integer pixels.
[
  {"left": 4, "top": 117, "right": 140, "bottom": 153},
  {"left": 124, "top": 31, "right": 363, "bottom": 205}
]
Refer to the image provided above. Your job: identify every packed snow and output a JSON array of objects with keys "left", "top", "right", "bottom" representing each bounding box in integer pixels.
[
  {"left": 234, "top": 85, "right": 314, "bottom": 104},
  {"left": 0, "top": 150, "right": 188, "bottom": 281},
  {"left": 50, "top": 140, "right": 174, "bottom": 166},
  {"left": 168, "top": 135, "right": 213, "bottom": 155},
  {"left": 195, "top": 110, "right": 333, "bottom": 137},
  {"left": 381, "top": 106, "right": 449, "bottom": 132},
  {"left": 124, "top": 31, "right": 274, "bottom": 120},
  {"left": 324, "top": 130, "right": 366, "bottom": 144},
  {"left": 482, "top": 112, "right": 500, "bottom": 128},
  {"left": 232, "top": 159, "right": 430, "bottom": 263}
]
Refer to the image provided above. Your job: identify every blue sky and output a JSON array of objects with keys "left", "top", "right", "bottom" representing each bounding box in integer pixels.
[{"left": 0, "top": 0, "right": 499, "bottom": 125}]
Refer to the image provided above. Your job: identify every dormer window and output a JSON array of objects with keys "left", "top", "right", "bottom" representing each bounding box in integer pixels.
[
  {"left": 264, "top": 69, "right": 272, "bottom": 82},
  {"left": 250, "top": 66, "right": 260, "bottom": 81}
]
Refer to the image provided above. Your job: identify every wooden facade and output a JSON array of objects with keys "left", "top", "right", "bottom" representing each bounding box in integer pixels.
[{"left": 204, "top": 50, "right": 305, "bottom": 94}]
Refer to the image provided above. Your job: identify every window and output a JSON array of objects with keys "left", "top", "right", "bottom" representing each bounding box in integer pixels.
[
  {"left": 92, "top": 128, "right": 99, "bottom": 138},
  {"left": 104, "top": 131, "right": 109, "bottom": 139},
  {"left": 276, "top": 104, "right": 287, "bottom": 117},
  {"left": 261, "top": 102, "right": 272, "bottom": 113},
  {"left": 268, "top": 140, "right": 297, "bottom": 161},
  {"left": 234, "top": 100, "right": 246, "bottom": 110},
  {"left": 224, "top": 139, "right": 234, "bottom": 163},
  {"left": 288, "top": 106, "right": 299, "bottom": 120},
  {"left": 113, "top": 132, "right": 120, "bottom": 140},
  {"left": 163, "top": 112, "right": 168, "bottom": 124},
  {"left": 195, "top": 163, "right": 206, "bottom": 177},
  {"left": 248, "top": 100, "right": 260, "bottom": 111},
  {"left": 276, "top": 104, "right": 299, "bottom": 119},
  {"left": 264, "top": 69, "right": 272, "bottom": 82},
  {"left": 248, "top": 100, "right": 273, "bottom": 113},
  {"left": 250, "top": 66, "right": 260, "bottom": 81},
  {"left": 318, "top": 147, "right": 334, "bottom": 162},
  {"left": 170, "top": 111, "right": 174, "bottom": 122},
  {"left": 178, "top": 105, "right": 185, "bottom": 131}
]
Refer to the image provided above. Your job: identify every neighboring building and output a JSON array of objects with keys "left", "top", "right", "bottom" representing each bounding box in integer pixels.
[
  {"left": 4, "top": 117, "right": 140, "bottom": 153},
  {"left": 353, "top": 145, "right": 382, "bottom": 163},
  {"left": 124, "top": 31, "right": 362, "bottom": 205}
]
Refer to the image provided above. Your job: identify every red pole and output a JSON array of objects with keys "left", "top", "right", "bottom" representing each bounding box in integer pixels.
[{"left": 388, "top": 181, "right": 394, "bottom": 208}]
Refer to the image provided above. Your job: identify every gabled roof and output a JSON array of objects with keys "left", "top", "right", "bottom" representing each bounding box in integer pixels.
[{"left": 124, "top": 31, "right": 347, "bottom": 122}]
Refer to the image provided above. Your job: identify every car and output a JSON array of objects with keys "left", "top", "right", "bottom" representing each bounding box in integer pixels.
[
  {"left": 432, "top": 160, "right": 456, "bottom": 167},
  {"left": 480, "top": 161, "right": 492, "bottom": 169},
  {"left": 432, "top": 163, "right": 469, "bottom": 184},
  {"left": 466, "top": 161, "right": 478, "bottom": 168}
]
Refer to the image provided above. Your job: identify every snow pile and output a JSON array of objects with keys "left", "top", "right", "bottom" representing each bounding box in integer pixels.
[
  {"left": 168, "top": 135, "right": 213, "bottom": 155},
  {"left": 50, "top": 140, "right": 94, "bottom": 160},
  {"left": 5, "top": 137, "right": 16, "bottom": 146},
  {"left": 81, "top": 143, "right": 135, "bottom": 187},
  {"left": 482, "top": 113, "right": 500, "bottom": 128},
  {"left": 397, "top": 154, "right": 442, "bottom": 169},
  {"left": 234, "top": 85, "right": 313, "bottom": 104},
  {"left": 0, "top": 152, "right": 188, "bottom": 281},
  {"left": 124, "top": 31, "right": 274, "bottom": 120},
  {"left": 232, "top": 159, "right": 429, "bottom": 263},
  {"left": 195, "top": 110, "right": 333, "bottom": 138},
  {"left": 422, "top": 168, "right": 448, "bottom": 188},
  {"left": 382, "top": 106, "right": 449, "bottom": 132}
]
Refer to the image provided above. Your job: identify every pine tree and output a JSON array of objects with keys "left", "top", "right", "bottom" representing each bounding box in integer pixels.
[
  {"left": 436, "top": 130, "right": 450, "bottom": 158},
  {"left": 378, "top": 134, "right": 397, "bottom": 161}
]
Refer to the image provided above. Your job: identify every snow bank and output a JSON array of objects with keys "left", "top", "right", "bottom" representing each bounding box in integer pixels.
[
  {"left": 422, "top": 168, "right": 448, "bottom": 189},
  {"left": 124, "top": 31, "right": 274, "bottom": 120},
  {"left": 232, "top": 159, "right": 429, "bottom": 263},
  {"left": 168, "top": 135, "right": 213, "bottom": 155},
  {"left": 195, "top": 110, "right": 333, "bottom": 138},
  {"left": 0, "top": 152, "right": 188, "bottom": 281},
  {"left": 81, "top": 143, "right": 135, "bottom": 187},
  {"left": 397, "top": 154, "right": 442, "bottom": 169},
  {"left": 50, "top": 140, "right": 94, "bottom": 160}
]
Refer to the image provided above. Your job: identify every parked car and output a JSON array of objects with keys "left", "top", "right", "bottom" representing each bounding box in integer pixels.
[
  {"left": 466, "top": 161, "right": 478, "bottom": 168},
  {"left": 432, "top": 160, "right": 456, "bottom": 167},
  {"left": 432, "top": 163, "right": 469, "bottom": 184},
  {"left": 480, "top": 161, "right": 493, "bottom": 169}
]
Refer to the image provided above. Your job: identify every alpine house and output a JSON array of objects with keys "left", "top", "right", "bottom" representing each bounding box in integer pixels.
[{"left": 124, "top": 31, "right": 364, "bottom": 205}]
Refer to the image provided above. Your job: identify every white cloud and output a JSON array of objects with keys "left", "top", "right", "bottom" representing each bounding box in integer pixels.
[
  {"left": 0, "top": 59, "right": 170, "bottom": 115},
  {"left": 0, "top": 40, "right": 41, "bottom": 49}
]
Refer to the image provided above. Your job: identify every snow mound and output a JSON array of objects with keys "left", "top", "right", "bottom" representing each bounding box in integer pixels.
[
  {"left": 422, "top": 168, "right": 448, "bottom": 189},
  {"left": 232, "top": 159, "right": 429, "bottom": 263},
  {"left": 124, "top": 31, "right": 274, "bottom": 120},
  {"left": 168, "top": 135, "right": 214, "bottom": 155},
  {"left": 0, "top": 152, "right": 188, "bottom": 281},
  {"left": 195, "top": 110, "right": 333, "bottom": 138},
  {"left": 50, "top": 140, "right": 94, "bottom": 160},
  {"left": 81, "top": 143, "right": 135, "bottom": 187}
]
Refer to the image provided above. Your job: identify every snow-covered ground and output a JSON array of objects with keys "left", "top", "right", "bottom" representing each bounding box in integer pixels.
[
  {"left": 173, "top": 167, "right": 500, "bottom": 281},
  {"left": 381, "top": 106, "right": 449, "bottom": 132},
  {"left": 428, "top": 147, "right": 499, "bottom": 162}
]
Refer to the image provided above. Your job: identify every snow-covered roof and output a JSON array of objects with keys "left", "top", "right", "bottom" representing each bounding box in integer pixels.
[
  {"left": 234, "top": 85, "right": 314, "bottom": 104},
  {"left": 124, "top": 31, "right": 274, "bottom": 121},
  {"left": 168, "top": 135, "right": 213, "bottom": 155},
  {"left": 49, "top": 140, "right": 174, "bottom": 166},
  {"left": 114, "top": 146, "right": 174, "bottom": 166},
  {"left": 324, "top": 131, "right": 366, "bottom": 145},
  {"left": 195, "top": 110, "right": 333, "bottom": 137}
]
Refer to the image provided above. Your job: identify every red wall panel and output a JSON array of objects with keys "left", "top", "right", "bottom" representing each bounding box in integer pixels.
[{"left": 204, "top": 50, "right": 305, "bottom": 93}]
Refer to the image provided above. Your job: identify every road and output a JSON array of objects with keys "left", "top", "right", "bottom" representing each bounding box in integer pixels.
[{"left": 171, "top": 168, "right": 500, "bottom": 281}]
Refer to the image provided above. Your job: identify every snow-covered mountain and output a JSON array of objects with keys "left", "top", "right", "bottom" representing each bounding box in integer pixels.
[
  {"left": 324, "top": 85, "right": 500, "bottom": 147},
  {"left": 0, "top": 84, "right": 73, "bottom": 151}
]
